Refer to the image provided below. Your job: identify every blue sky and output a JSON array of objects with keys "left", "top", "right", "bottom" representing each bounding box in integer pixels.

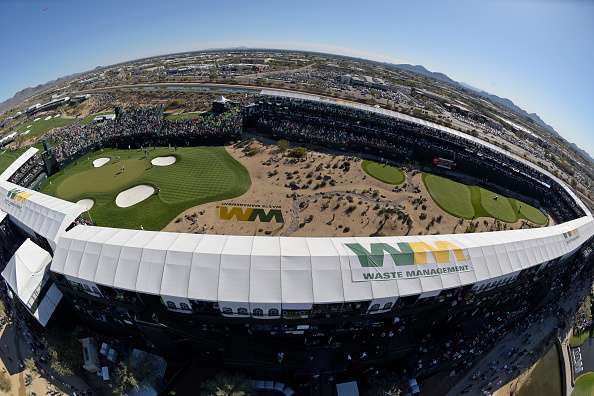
[{"left": 1, "top": 0, "right": 592, "bottom": 156}]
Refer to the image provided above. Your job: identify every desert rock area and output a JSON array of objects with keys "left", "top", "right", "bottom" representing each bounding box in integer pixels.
[{"left": 164, "top": 139, "right": 544, "bottom": 237}]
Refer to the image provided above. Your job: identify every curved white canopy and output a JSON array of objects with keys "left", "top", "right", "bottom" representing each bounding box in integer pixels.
[
  {"left": 0, "top": 180, "right": 84, "bottom": 248},
  {"left": 51, "top": 216, "right": 594, "bottom": 307}
]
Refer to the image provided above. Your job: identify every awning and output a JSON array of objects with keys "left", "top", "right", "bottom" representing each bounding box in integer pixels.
[{"left": 1, "top": 239, "right": 61, "bottom": 326}]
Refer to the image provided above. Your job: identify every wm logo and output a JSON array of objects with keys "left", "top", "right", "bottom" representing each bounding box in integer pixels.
[
  {"left": 6, "top": 188, "right": 32, "bottom": 203},
  {"left": 345, "top": 241, "right": 467, "bottom": 267},
  {"left": 219, "top": 206, "right": 284, "bottom": 223}
]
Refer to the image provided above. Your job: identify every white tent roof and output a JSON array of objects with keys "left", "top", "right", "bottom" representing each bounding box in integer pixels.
[
  {"left": 0, "top": 180, "right": 84, "bottom": 248},
  {"left": 33, "top": 283, "right": 62, "bottom": 327},
  {"left": 2, "top": 239, "right": 51, "bottom": 305},
  {"left": 51, "top": 216, "right": 594, "bottom": 306},
  {"left": 1, "top": 238, "right": 61, "bottom": 326},
  {"left": 0, "top": 147, "right": 39, "bottom": 181},
  {"left": 0, "top": 209, "right": 6, "bottom": 224}
]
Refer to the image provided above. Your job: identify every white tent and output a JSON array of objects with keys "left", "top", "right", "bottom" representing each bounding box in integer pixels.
[
  {"left": 0, "top": 147, "right": 39, "bottom": 181},
  {"left": 50, "top": 215, "right": 594, "bottom": 310},
  {"left": 1, "top": 239, "right": 62, "bottom": 326},
  {"left": 0, "top": 180, "right": 84, "bottom": 249}
]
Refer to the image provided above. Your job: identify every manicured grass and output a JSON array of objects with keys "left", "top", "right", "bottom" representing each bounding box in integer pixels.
[
  {"left": 573, "top": 372, "right": 594, "bottom": 396},
  {"left": 517, "top": 346, "right": 562, "bottom": 396},
  {"left": 422, "top": 173, "right": 548, "bottom": 224},
  {"left": 511, "top": 198, "right": 549, "bottom": 225},
  {"left": 0, "top": 147, "right": 28, "bottom": 173},
  {"left": 40, "top": 146, "right": 251, "bottom": 230},
  {"left": 479, "top": 187, "right": 517, "bottom": 223},
  {"left": 164, "top": 112, "right": 203, "bottom": 121},
  {"left": 15, "top": 116, "right": 76, "bottom": 140},
  {"left": 570, "top": 332, "right": 591, "bottom": 348},
  {"left": 361, "top": 160, "right": 405, "bottom": 185},
  {"left": 422, "top": 173, "right": 475, "bottom": 218}
]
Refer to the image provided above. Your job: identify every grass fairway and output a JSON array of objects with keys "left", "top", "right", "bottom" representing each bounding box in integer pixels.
[
  {"left": 15, "top": 116, "right": 76, "bottom": 141},
  {"left": 517, "top": 346, "right": 562, "bottom": 396},
  {"left": 573, "top": 372, "right": 594, "bottom": 396},
  {"left": 422, "top": 173, "right": 548, "bottom": 225},
  {"left": 479, "top": 188, "right": 517, "bottom": 223},
  {"left": 362, "top": 160, "right": 405, "bottom": 185},
  {"left": 422, "top": 173, "right": 475, "bottom": 218},
  {"left": 0, "top": 147, "right": 28, "bottom": 174},
  {"left": 41, "top": 146, "right": 251, "bottom": 230}
]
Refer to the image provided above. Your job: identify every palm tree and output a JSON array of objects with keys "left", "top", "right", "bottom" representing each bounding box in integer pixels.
[{"left": 201, "top": 372, "right": 253, "bottom": 396}]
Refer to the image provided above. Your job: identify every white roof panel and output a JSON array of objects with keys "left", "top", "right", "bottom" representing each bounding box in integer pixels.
[
  {"left": 250, "top": 237, "right": 281, "bottom": 305},
  {"left": 188, "top": 234, "right": 227, "bottom": 301},
  {"left": 161, "top": 233, "right": 204, "bottom": 297},
  {"left": 2, "top": 239, "right": 51, "bottom": 307},
  {"left": 280, "top": 237, "right": 313, "bottom": 306},
  {"left": 0, "top": 147, "right": 39, "bottom": 181},
  {"left": 0, "top": 180, "right": 84, "bottom": 246}
]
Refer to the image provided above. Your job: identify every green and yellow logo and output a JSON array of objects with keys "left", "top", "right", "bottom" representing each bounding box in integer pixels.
[
  {"left": 563, "top": 229, "right": 579, "bottom": 241},
  {"left": 219, "top": 206, "right": 284, "bottom": 223},
  {"left": 6, "top": 188, "right": 32, "bottom": 204},
  {"left": 346, "top": 241, "right": 470, "bottom": 281}
]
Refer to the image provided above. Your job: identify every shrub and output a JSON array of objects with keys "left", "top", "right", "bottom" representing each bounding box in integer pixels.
[{"left": 0, "top": 372, "right": 10, "bottom": 393}]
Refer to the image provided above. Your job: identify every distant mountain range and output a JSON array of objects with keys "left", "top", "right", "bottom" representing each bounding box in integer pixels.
[
  {"left": 0, "top": 73, "right": 82, "bottom": 115},
  {"left": 392, "top": 64, "right": 594, "bottom": 165},
  {"left": 392, "top": 64, "right": 561, "bottom": 136}
]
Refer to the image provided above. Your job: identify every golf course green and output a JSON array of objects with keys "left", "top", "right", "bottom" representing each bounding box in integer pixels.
[
  {"left": 362, "top": 160, "right": 405, "bottom": 185},
  {"left": 573, "top": 372, "right": 594, "bottom": 396},
  {"left": 422, "top": 173, "right": 548, "bottom": 225},
  {"left": 41, "top": 146, "right": 251, "bottom": 230}
]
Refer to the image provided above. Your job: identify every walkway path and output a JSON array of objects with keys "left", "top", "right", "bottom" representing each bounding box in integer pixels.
[{"left": 447, "top": 277, "right": 591, "bottom": 395}]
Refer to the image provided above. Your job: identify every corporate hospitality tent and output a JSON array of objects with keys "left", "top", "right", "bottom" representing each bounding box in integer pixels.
[
  {"left": 0, "top": 179, "right": 84, "bottom": 250},
  {"left": 0, "top": 146, "right": 39, "bottom": 181},
  {"left": 1, "top": 238, "right": 63, "bottom": 326},
  {"left": 51, "top": 215, "right": 593, "bottom": 317}
]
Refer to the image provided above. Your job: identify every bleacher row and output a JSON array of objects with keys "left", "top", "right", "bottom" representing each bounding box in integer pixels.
[
  {"left": 7, "top": 154, "right": 45, "bottom": 189},
  {"left": 46, "top": 107, "right": 242, "bottom": 165},
  {"left": 245, "top": 97, "right": 583, "bottom": 223}
]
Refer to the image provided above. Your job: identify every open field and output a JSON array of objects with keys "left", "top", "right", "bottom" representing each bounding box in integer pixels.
[
  {"left": 15, "top": 116, "right": 76, "bottom": 141},
  {"left": 573, "top": 372, "right": 594, "bottom": 396},
  {"left": 422, "top": 173, "right": 548, "bottom": 225},
  {"left": 41, "top": 146, "right": 251, "bottom": 230},
  {"left": 361, "top": 160, "right": 405, "bottom": 185}
]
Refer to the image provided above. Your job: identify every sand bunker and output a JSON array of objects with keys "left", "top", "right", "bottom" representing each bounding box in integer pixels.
[
  {"left": 151, "top": 156, "right": 177, "bottom": 166},
  {"left": 92, "top": 157, "right": 110, "bottom": 168},
  {"left": 115, "top": 185, "right": 155, "bottom": 208},
  {"left": 44, "top": 116, "right": 52, "bottom": 121},
  {"left": 76, "top": 198, "right": 94, "bottom": 211}
]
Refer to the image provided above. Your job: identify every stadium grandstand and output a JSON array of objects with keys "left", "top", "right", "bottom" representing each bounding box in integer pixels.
[{"left": 0, "top": 88, "right": 592, "bottom": 386}]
